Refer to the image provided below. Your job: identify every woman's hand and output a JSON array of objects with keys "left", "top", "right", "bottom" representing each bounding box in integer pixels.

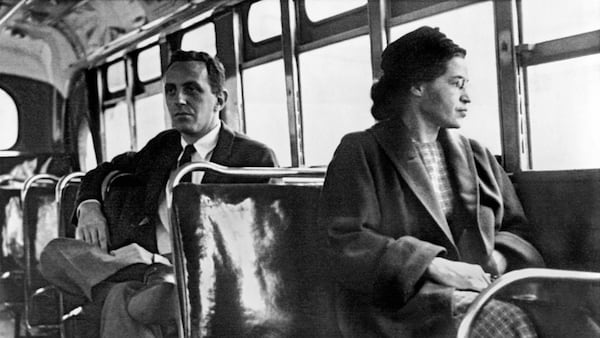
[{"left": 426, "top": 257, "right": 491, "bottom": 291}]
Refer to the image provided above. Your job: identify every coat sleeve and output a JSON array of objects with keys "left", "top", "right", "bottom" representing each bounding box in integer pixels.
[
  {"left": 319, "top": 134, "right": 446, "bottom": 306},
  {"left": 472, "top": 141, "right": 545, "bottom": 270},
  {"left": 71, "top": 151, "right": 141, "bottom": 229},
  {"left": 75, "top": 151, "right": 139, "bottom": 206}
]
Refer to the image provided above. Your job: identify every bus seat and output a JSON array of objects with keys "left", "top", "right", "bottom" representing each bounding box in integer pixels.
[
  {"left": 59, "top": 170, "right": 144, "bottom": 338},
  {"left": 167, "top": 162, "right": 337, "bottom": 337},
  {"left": 21, "top": 174, "right": 61, "bottom": 334},
  {"left": 173, "top": 183, "right": 340, "bottom": 337},
  {"left": 457, "top": 268, "right": 600, "bottom": 338}
]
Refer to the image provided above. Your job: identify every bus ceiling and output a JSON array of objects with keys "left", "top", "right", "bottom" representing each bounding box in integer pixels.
[{"left": 0, "top": 0, "right": 237, "bottom": 95}]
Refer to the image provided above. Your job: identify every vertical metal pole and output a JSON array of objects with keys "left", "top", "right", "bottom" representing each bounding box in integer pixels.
[
  {"left": 280, "top": 0, "right": 303, "bottom": 166},
  {"left": 125, "top": 55, "right": 138, "bottom": 151},
  {"left": 215, "top": 10, "right": 244, "bottom": 132},
  {"left": 493, "top": 0, "right": 523, "bottom": 173},
  {"left": 368, "top": 0, "right": 389, "bottom": 80}
]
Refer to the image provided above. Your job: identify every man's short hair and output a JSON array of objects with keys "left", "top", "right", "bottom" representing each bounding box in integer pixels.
[{"left": 166, "top": 50, "right": 226, "bottom": 95}]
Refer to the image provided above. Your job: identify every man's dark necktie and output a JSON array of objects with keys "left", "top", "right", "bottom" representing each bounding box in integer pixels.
[{"left": 179, "top": 144, "right": 197, "bottom": 182}]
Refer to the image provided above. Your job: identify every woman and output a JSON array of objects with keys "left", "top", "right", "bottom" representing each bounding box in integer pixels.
[{"left": 319, "top": 26, "right": 544, "bottom": 337}]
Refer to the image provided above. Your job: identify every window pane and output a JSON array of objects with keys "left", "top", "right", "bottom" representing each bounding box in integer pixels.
[
  {"left": 248, "top": 0, "right": 281, "bottom": 42},
  {"left": 242, "top": 59, "right": 291, "bottom": 166},
  {"left": 528, "top": 55, "right": 600, "bottom": 170},
  {"left": 304, "top": 0, "right": 366, "bottom": 22},
  {"left": 137, "top": 45, "right": 161, "bottom": 82},
  {"left": 104, "top": 101, "right": 131, "bottom": 160},
  {"left": 522, "top": 0, "right": 600, "bottom": 43},
  {"left": 181, "top": 23, "right": 217, "bottom": 56},
  {"left": 107, "top": 61, "right": 126, "bottom": 92},
  {"left": 0, "top": 88, "right": 18, "bottom": 149},
  {"left": 79, "top": 122, "right": 97, "bottom": 172},
  {"left": 299, "top": 35, "right": 374, "bottom": 166},
  {"left": 135, "top": 94, "right": 167, "bottom": 149},
  {"left": 390, "top": 1, "right": 501, "bottom": 155}
]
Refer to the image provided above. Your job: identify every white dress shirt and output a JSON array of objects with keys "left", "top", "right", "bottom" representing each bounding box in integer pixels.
[{"left": 155, "top": 123, "right": 221, "bottom": 254}]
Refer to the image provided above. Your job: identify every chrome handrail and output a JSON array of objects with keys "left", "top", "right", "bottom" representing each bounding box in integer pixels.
[
  {"left": 55, "top": 172, "right": 85, "bottom": 203},
  {"left": 21, "top": 174, "right": 60, "bottom": 332},
  {"left": 165, "top": 161, "right": 327, "bottom": 338},
  {"left": 457, "top": 268, "right": 600, "bottom": 338},
  {"left": 54, "top": 172, "right": 85, "bottom": 338},
  {"left": 21, "top": 174, "right": 59, "bottom": 202}
]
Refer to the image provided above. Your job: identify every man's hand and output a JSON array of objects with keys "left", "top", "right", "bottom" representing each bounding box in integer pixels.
[
  {"left": 426, "top": 257, "right": 491, "bottom": 291},
  {"left": 110, "top": 243, "right": 171, "bottom": 266},
  {"left": 76, "top": 201, "right": 109, "bottom": 252}
]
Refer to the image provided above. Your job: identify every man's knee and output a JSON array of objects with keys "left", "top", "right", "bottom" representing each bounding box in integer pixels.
[{"left": 39, "top": 238, "right": 84, "bottom": 278}]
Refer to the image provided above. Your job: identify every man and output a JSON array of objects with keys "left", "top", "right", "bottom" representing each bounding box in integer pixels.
[{"left": 40, "top": 50, "right": 277, "bottom": 337}]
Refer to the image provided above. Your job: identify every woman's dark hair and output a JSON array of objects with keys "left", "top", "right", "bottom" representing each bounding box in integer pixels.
[
  {"left": 166, "top": 50, "right": 226, "bottom": 95},
  {"left": 371, "top": 26, "right": 466, "bottom": 120}
]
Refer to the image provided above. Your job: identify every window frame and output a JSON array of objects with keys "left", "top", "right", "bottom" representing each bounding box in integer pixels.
[{"left": 514, "top": 0, "right": 600, "bottom": 172}]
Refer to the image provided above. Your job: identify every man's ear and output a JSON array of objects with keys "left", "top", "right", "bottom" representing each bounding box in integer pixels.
[
  {"left": 410, "top": 83, "right": 425, "bottom": 97},
  {"left": 215, "top": 89, "right": 229, "bottom": 111}
]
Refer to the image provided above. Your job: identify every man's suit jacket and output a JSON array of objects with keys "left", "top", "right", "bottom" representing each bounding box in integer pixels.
[
  {"left": 76, "top": 122, "right": 277, "bottom": 252},
  {"left": 318, "top": 117, "right": 544, "bottom": 337}
]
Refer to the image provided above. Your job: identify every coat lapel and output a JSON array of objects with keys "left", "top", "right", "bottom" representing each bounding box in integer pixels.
[
  {"left": 370, "top": 119, "right": 456, "bottom": 248},
  {"left": 439, "top": 130, "right": 492, "bottom": 263},
  {"left": 143, "top": 130, "right": 182, "bottom": 217},
  {"left": 202, "top": 122, "right": 235, "bottom": 184}
]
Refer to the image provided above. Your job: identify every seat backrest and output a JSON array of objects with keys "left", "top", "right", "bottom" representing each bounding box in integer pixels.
[
  {"left": 21, "top": 175, "right": 61, "bottom": 329},
  {"left": 58, "top": 181, "right": 80, "bottom": 239},
  {"left": 0, "top": 184, "right": 21, "bottom": 272},
  {"left": 457, "top": 268, "right": 600, "bottom": 338},
  {"left": 100, "top": 172, "right": 146, "bottom": 251},
  {"left": 173, "top": 183, "right": 340, "bottom": 338}
]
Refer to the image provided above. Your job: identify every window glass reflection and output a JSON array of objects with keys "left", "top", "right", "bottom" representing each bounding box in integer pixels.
[
  {"left": 181, "top": 23, "right": 217, "bottom": 56},
  {"left": 107, "top": 61, "right": 126, "bottom": 93},
  {"left": 104, "top": 101, "right": 131, "bottom": 160},
  {"left": 299, "top": 35, "right": 374, "bottom": 166},
  {"left": 0, "top": 88, "right": 18, "bottom": 150},
  {"left": 304, "top": 0, "right": 366, "bottom": 22},
  {"left": 522, "top": 0, "right": 600, "bottom": 43},
  {"left": 242, "top": 59, "right": 291, "bottom": 166},
  {"left": 137, "top": 46, "right": 162, "bottom": 82},
  {"left": 248, "top": 0, "right": 281, "bottom": 42},
  {"left": 528, "top": 55, "right": 600, "bottom": 170},
  {"left": 135, "top": 94, "right": 167, "bottom": 149}
]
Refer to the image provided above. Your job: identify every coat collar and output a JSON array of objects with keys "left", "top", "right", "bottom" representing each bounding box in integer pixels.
[
  {"left": 209, "top": 121, "right": 235, "bottom": 165},
  {"left": 368, "top": 118, "right": 480, "bottom": 250}
]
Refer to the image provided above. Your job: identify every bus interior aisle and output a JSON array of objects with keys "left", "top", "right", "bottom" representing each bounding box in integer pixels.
[{"left": 0, "top": 0, "right": 599, "bottom": 337}]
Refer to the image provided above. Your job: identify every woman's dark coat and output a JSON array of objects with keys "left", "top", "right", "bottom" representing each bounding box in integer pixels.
[{"left": 318, "top": 118, "right": 544, "bottom": 337}]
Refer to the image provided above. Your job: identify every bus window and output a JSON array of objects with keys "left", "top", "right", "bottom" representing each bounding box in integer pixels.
[
  {"left": 137, "top": 45, "right": 162, "bottom": 82},
  {"left": 78, "top": 119, "right": 97, "bottom": 172},
  {"left": 522, "top": 0, "right": 600, "bottom": 43},
  {"left": 528, "top": 55, "right": 600, "bottom": 170},
  {"left": 181, "top": 22, "right": 217, "bottom": 55},
  {"left": 299, "top": 35, "right": 373, "bottom": 166},
  {"left": 0, "top": 88, "right": 18, "bottom": 150},
  {"left": 104, "top": 101, "right": 131, "bottom": 159},
  {"left": 248, "top": 0, "right": 281, "bottom": 42},
  {"left": 242, "top": 59, "right": 291, "bottom": 166},
  {"left": 107, "top": 60, "right": 126, "bottom": 93},
  {"left": 134, "top": 94, "right": 167, "bottom": 149},
  {"left": 304, "top": 0, "right": 365, "bottom": 22},
  {"left": 390, "top": 1, "right": 501, "bottom": 156}
]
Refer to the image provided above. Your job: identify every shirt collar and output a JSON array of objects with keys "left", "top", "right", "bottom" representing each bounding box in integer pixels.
[{"left": 180, "top": 122, "right": 221, "bottom": 159}]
